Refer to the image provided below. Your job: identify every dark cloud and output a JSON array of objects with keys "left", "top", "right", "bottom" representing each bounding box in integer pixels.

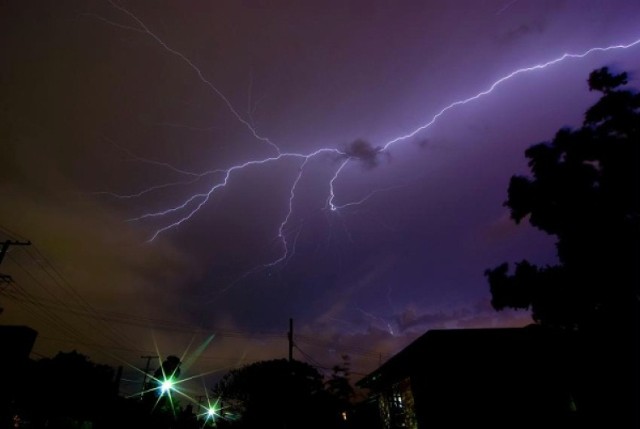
[
  {"left": 342, "top": 139, "right": 383, "bottom": 169},
  {"left": 498, "top": 22, "right": 547, "bottom": 43}
]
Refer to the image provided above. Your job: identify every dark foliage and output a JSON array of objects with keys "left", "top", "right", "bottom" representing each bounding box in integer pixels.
[
  {"left": 212, "top": 358, "right": 348, "bottom": 429},
  {"left": 485, "top": 68, "right": 639, "bottom": 427},
  {"left": 485, "top": 67, "right": 640, "bottom": 331},
  {"left": 10, "top": 351, "right": 117, "bottom": 428},
  {"left": 326, "top": 355, "right": 355, "bottom": 404},
  {"left": 2, "top": 350, "right": 203, "bottom": 429}
]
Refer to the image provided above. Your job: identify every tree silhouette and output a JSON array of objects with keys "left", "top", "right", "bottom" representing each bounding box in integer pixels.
[
  {"left": 212, "top": 359, "right": 345, "bottom": 429},
  {"left": 20, "top": 351, "right": 116, "bottom": 428},
  {"left": 485, "top": 67, "right": 639, "bottom": 331},
  {"left": 485, "top": 68, "right": 639, "bottom": 426},
  {"left": 325, "top": 355, "right": 354, "bottom": 404}
]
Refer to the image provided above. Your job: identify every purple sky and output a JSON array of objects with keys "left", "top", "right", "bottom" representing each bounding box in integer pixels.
[{"left": 2, "top": 0, "right": 640, "bottom": 393}]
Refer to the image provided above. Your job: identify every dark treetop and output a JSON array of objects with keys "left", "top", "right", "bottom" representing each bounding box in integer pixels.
[{"left": 486, "top": 68, "right": 640, "bottom": 331}]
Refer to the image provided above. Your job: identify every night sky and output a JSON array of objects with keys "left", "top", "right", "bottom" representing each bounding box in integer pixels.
[{"left": 2, "top": 0, "right": 640, "bottom": 392}]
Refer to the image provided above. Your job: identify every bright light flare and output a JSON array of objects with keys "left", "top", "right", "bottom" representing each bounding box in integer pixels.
[
  {"left": 205, "top": 404, "right": 219, "bottom": 421},
  {"left": 198, "top": 397, "right": 224, "bottom": 424},
  {"left": 160, "top": 378, "right": 174, "bottom": 394},
  {"left": 120, "top": 335, "right": 225, "bottom": 418}
]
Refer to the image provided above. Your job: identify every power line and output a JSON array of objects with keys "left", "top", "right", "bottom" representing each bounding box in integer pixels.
[
  {"left": 5, "top": 253, "right": 134, "bottom": 352},
  {"left": 0, "top": 240, "right": 31, "bottom": 265},
  {"left": 0, "top": 225, "right": 30, "bottom": 242},
  {"left": 0, "top": 239, "right": 31, "bottom": 283},
  {"left": 0, "top": 229, "right": 140, "bottom": 353},
  {"left": 0, "top": 231, "right": 386, "bottom": 373},
  {"left": 293, "top": 342, "right": 331, "bottom": 371},
  {"left": 23, "top": 245, "right": 141, "bottom": 349},
  {"left": 295, "top": 335, "right": 387, "bottom": 361},
  {"left": 6, "top": 280, "right": 102, "bottom": 352},
  {"left": 3, "top": 290, "right": 285, "bottom": 338}
]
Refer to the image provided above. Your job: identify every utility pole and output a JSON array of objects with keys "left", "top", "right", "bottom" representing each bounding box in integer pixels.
[
  {"left": 140, "top": 355, "right": 159, "bottom": 397},
  {"left": 0, "top": 240, "right": 31, "bottom": 282},
  {"left": 288, "top": 318, "right": 293, "bottom": 362},
  {"left": 0, "top": 240, "right": 31, "bottom": 314},
  {"left": 0, "top": 240, "right": 31, "bottom": 266},
  {"left": 113, "top": 365, "right": 123, "bottom": 396}
]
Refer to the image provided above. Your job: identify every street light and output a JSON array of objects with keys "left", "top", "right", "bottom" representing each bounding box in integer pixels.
[{"left": 160, "top": 378, "right": 174, "bottom": 395}]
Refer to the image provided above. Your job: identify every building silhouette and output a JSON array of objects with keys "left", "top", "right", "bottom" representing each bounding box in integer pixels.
[{"left": 358, "top": 327, "right": 578, "bottom": 428}]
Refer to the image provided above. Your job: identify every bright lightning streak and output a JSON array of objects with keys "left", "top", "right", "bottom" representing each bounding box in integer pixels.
[
  {"left": 82, "top": 12, "right": 146, "bottom": 33},
  {"left": 264, "top": 158, "right": 310, "bottom": 268},
  {"left": 327, "top": 159, "right": 352, "bottom": 212},
  {"left": 93, "top": 176, "right": 207, "bottom": 199},
  {"left": 330, "top": 179, "right": 419, "bottom": 211},
  {"left": 379, "top": 37, "right": 640, "bottom": 152},
  {"left": 108, "top": 139, "right": 207, "bottom": 177},
  {"left": 282, "top": 224, "right": 304, "bottom": 268},
  {"left": 92, "top": 138, "right": 224, "bottom": 199},
  {"left": 141, "top": 149, "right": 340, "bottom": 242},
  {"left": 99, "top": 3, "right": 640, "bottom": 270},
  {"left": 105, "top": 0, "right": 280, "bottom": 154},
  {"left": 358, "top": 307, "right": 395, "bottom": 336}
]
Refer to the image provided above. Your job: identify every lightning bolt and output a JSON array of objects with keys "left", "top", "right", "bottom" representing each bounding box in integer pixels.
[
  {"left": 105, "top": 0, "right": 280, "bottom": 154},
  {"left": 357, "top": 307, "right": 395, "bottom": 336},
  {"left": 98, "top": 2, "right": 640, "bottom": 273},
  {"left": 378, "top": 38, "right": 640, "bottom": 152},
  {"left": 92, "top": 138, "right": 222, "bottom": 199},
  {"left": 266, "top": 158, "right": 311, "bottom": 268},
  {"left": 133, "top": 149, "right": 341, "bottom": 242},
  {"left": 496, "top": 0, "right": 520, "bottom": 16},
  {"left": 327, "top": 159, "right": 352, "bottom": 212},
  {"left": 329, "top": 178, "right": 420, "bottom": 212}
]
